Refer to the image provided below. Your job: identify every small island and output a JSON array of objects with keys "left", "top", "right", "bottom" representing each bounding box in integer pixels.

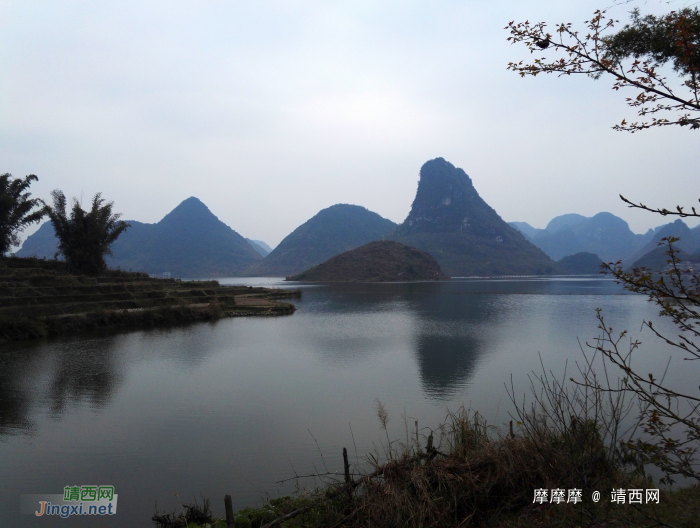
[{"left": 287, "top": 241, "right": 449, "bottom": 282}]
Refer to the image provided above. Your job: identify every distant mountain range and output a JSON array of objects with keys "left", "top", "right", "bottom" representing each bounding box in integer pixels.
[
  {"left": 17, "top": 160, "right": 698, "bottom": 278},
  {"left": 16, "top": 197, "right": 266, "bottom": 277},
  {"left": 247, "top": 204, "right": 398, "bottom": 277},
  {"left": 631, "top": 245, "right": 700, "bottom": 271},
  {"left": 623, "top": 219, "right": 700, "bottom": 267},
  {"left": 510, "top": 215, "right": 700, "bottom": 266},
  {"left": 388, "top": 158, "right": 557, "bottom": 276},
  {"left": 246, "top": 239, "right": 272, "bottom": 257}
]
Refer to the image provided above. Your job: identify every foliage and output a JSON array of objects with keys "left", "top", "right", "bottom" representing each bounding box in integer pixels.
[
  {"left": 44, "top": 190, "right": 129, "bottom": 274},
  {"left": 507, "top": 3, "right": 700, "bottom": 486},
  {"left": 152, "top": 494, "right": 219, "bottom": 528},
  {"left": 146, "top": 396, "right": 699, "bottom": 527},
  {"left": 216, "top": 404, "right": 669, "bottom": 528},
  {"left": 605, "top": 8, "right": 700, "bottom": 80},
  {"left": 0, "top": 173, "right": 45, "bottom": 255},
  {"left": 233, "top": 497, "right": 314, "bottom": 528},
  {"left": 506, "top": 8, "right": 700, "bottom": 131},
  {"left": 598, "top": 238, "right": 700, "bottom": 483}
]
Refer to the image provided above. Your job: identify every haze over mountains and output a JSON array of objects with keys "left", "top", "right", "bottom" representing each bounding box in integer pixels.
[
  {"left": 246, "top": 239, "right": 272, "bottom": 257},
  {"left": 17, "top": 200, "right": 398, "bottom": 278},
  {"left": 247, "top": 204, "right": 398, "bottom": 277},
  {"left": 16, "top": 197, "right": 264, "bottom": 277},
  {"left": 15, "top": 158, "right": 699, "bottom": 278},
  {"left": 510, "top": 214, "right": 700, "bottom": 266}
]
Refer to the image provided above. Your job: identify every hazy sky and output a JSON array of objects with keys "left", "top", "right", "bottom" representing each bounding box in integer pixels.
[{"left": 2, "top": 0, "right": 698, "bottom": 248}]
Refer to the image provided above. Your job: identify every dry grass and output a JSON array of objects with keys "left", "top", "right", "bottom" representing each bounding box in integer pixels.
[
  {"left": 149, "top": 370, "right": 700, "bottom": 528},
  {"left": 223, "top": 394, "right": 694, "bottom": 528},
  {"left": 285, "top": 408, "right": 641, "bottom": 528}
]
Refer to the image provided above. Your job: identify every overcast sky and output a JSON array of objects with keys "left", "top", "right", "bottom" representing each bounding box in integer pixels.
[{"left": 2, "top": 0, "right": 698, "bottom": 248}]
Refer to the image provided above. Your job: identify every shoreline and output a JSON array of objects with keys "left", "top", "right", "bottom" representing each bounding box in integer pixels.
[{"left": 0, "top": 256, "right": 300, "bottom": 342}]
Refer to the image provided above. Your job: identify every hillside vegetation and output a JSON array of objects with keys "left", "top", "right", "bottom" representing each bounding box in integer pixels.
[
  {"left": 288, "top": 241, "right": 449, "bottom": 282},
  {"left": 0, "top": 257, "right": 298, "bottom": 341},
  {"left": 153, "top": 407, "right": 700, "bottom": 528},
  {"left": 556, "top": 252, "right": 603, "bottom": 275},
  {"left": 248, "top": 204, "right": 397, "bottom": 277}
]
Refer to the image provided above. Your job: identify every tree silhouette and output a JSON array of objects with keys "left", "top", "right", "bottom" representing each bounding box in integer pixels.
[
  {"left": 0, "top": 173, "right": 46, "bottom": 255},
  {"left": 45, "top": 190, "right": 129, "bottom": 274}
]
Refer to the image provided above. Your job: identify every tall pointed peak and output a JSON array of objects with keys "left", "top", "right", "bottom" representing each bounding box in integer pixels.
[
  {"left": 159, "top": 197, "right": 219, "bottom": 225},
  {"left": 419, "top": 157, "right": 473, "bottom": 187},
  {"left": 399, "top": 157, "right": 493, "bottom": 235},
  {"left": 391, "top": 158, "right": 557, "bottom": 276}
]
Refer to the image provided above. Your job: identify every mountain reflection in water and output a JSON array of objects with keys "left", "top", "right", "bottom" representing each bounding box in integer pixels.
[
  {"left": 0, "top": 278, "right": 623, "bottom": 437},
  {"left": 4, "top": 277, "right": 680, "bottom": 528}
]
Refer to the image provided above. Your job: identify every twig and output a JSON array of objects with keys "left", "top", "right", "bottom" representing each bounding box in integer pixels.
[
  {"left": 308, "top": 429, "right": 329, "bottom": 473},
  {"left": 275, "top": 472, "right": 365, "bottom": 484}
]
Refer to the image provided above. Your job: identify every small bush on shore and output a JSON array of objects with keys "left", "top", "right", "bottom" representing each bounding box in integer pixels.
[{"left": 152, "top": 495, "right": 218, "bottom": 528}]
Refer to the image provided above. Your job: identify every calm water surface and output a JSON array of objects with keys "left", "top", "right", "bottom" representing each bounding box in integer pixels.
[{"left": 0, "top": 277, "right": 691, "bottom": 527}]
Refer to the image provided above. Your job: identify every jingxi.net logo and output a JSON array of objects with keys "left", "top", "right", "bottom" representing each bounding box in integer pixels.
[{"left": 21, "top": 485, "right": 118, "bottom": 518}]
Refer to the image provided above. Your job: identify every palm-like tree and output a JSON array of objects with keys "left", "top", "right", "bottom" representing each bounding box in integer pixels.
[
  {"left": 45, "top": 190, "right": 129, "bottom": 274},
  {"left": 0, "top": 173, "right": 46, "bottom": 255}
]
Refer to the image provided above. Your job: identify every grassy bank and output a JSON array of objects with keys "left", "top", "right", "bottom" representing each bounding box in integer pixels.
[
  {"left": 0, "top": 256, "right": 299, "bottom": 341},
  {"left": 152, "top": 405, "right": 700, "bottom": 528}
]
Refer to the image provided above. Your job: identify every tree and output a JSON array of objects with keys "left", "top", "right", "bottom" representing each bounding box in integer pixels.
[
  {"left": 506, "top": 8, "right": 699, "bottom": 131},
  {"left": 44, "top": 190, "right": 130, "bottom": 274},
  {"left": 508, "top": 8, "right": 700, "bottom": 483},
  {"left": 595, "top": 239, "right": 700, "bottom": 483},
  {"left": 0, "top": 173, "right": 46, "bottom": 255}
]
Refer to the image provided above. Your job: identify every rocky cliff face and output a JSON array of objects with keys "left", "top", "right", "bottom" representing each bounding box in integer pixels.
[
  {"left": 390, "top": 158, "right": 558, "bottom": 276},
  {"left": 396, "top": 158, "right": 499, "bottom": 236}
]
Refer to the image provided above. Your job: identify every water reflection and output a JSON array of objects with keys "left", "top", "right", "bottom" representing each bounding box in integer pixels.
[
  {"left": 411, "top": 294, "right": 502, "bottom": 400},
  {"left": 293, "top": 281, "right": 513, "bottom": 399},
  {"left": 4, "top": 278, "right": 659, "bottom": 528},
  {"left": 0, "top": 323, "right": 227, "bottom": 437},
  {"left": 0, "top": 336, "right": 123, "bottom": 435},
  {"left": 414, "top": 332, "right": 480, "bottom": 400},
  {"left": 0, "top": 342, "right": 39, "bottom": 435},
  {"left": 45, "top": 340, "right": 124, "bottom": 414},
  {"left": 0, "top": 278, "right": 626, "bottom": 439}
]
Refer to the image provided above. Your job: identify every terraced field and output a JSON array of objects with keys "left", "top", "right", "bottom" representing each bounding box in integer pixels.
[{"left": 0, "top": 257, "right": 299, "bottom": 341}]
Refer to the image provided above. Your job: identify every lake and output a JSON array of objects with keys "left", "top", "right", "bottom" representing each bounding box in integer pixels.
[{"left": 0, "top": 277, "right": 691, "bottom": 527}]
